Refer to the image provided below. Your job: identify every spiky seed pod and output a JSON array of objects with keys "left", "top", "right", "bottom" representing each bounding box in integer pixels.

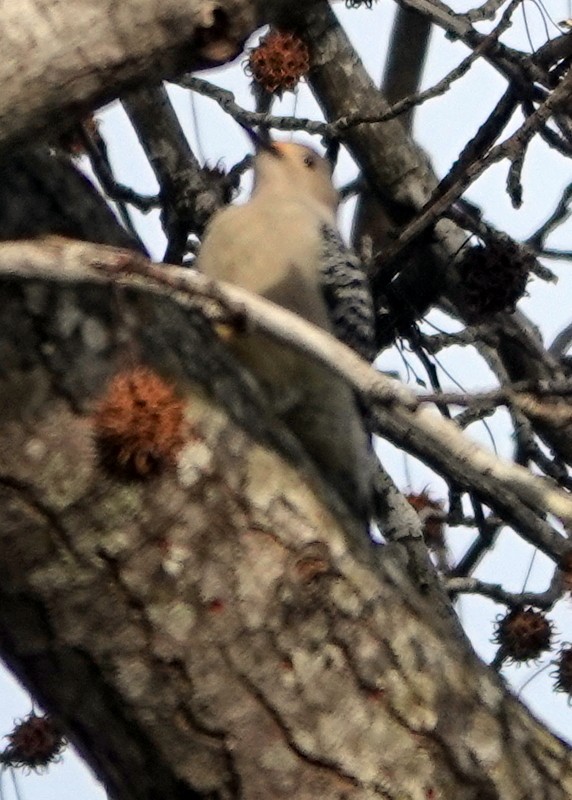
[
  {"left": 345, "top": 0, "right": 377, "bottom": 6},
  {"left": 4, "top": 713, "right": 66, "bottom": 771},
  {"left": 554, "top": 646, "right": 572, "bottom": 697},
  {"left": 246, "top": 30, "right": 310, "bottom": 95},
  {"left": 93, "top": 366, "right": 187, "bottom": 479},
  {"left": 460, "top": 239, "right": 533, "bottom": 320},
  {"left": 493, "top": 607, "right": 553, "bottom": 663},
  {"left": 405, "top": 491, "right": 445, "bottom": 549}
]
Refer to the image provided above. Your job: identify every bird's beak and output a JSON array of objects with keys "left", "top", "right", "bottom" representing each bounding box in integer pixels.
[
  {"left": 324, "top": 138, "right": 340, "bottom": 171},
  {"left": 238, "top": 122, "right": 280, "bottom": 156}
]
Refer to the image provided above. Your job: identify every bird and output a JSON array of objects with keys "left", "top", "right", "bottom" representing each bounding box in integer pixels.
[{"left": 197, "top": 136, "right": 377, "bottom": 521}]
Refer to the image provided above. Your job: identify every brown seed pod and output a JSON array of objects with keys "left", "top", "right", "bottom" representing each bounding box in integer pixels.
[
  {"left": 4, "top": 712, "right": 66, "bottom": 771},
  {"left": 405, "top": 491, "right": 445, "bottom": 550},
  {"left": 493, "top": 607, "right": 553, "bottom": 663},
  {"left": 246, "top": 29, "right": 310, "bottom": 95},
  {"left": 554, "top": 645, "right": 572, "bottom": 697},
  {"left": 459, "top": 239, "right": 532, "bottom": 320},
  {"left": 93, "top": 366, "right": 187, "bottom": 479}
]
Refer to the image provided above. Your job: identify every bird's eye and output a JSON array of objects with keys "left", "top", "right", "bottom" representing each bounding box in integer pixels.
[{"left": 303, "top": 154, "right": 316, "bottom": 169}]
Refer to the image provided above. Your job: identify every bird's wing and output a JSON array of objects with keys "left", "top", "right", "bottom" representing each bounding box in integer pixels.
[{"left": 319, "top": 224, "right": 377, "bottom": 363}]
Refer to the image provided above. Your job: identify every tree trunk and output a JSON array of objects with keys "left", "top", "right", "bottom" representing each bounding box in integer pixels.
[{"left": 0, "top": 276, "right": 571, "bottom": 800}]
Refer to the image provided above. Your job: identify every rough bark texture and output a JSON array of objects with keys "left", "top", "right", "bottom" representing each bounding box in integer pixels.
[
  {"left": 1, "top": 278, "right": 572, "bottom": 800},
  {"left": 0, "top": 147, "right": 144, "bottom": 249},
  {"left": 0, "top": 0, "right": 257, "bottom": 153}
]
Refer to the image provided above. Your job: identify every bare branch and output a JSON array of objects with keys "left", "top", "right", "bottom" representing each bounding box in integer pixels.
[
  {"left": 416, "top": 380, "right": 572, "bottom": 408},
  {"left": 378, "top": 71, "right": 572, "bottom": 269},
  {"left": 451, "top": 519, "right": 502, "bottom": 577},
  {"left": 184, "top": 76, "right": 330, "bottom": 137},
  {"left": 381, "top": 4, "right": 432, "bottom": 132},
  {"left": 79, "top": 125, "right": 159, "bottom": 214},
  {"left": 446, "top": 575, "right": 564, "bottom": 610},
  {"left": 395, "top": 0, "right": 548, "bottom": 86},
  {"left": 122, "top": 85, "right": 228, "bottom": 263},
  {"left": 189, "top": 26, "right": 514, "bottom": 144},
  {"left": 465, "top": 0, "right": 511, "bottom": 23},
  {"left": 550, "top": 320, "right": 572, "bottom": 358},
  {"left": 536, "top": 248, "right": 572, "bottom": 261},
  {"left": 420, "top": 326, "right": 492, "bottom": 353},
  {"left": 527, "top": 182, "right": 572, "bottom": 250}
]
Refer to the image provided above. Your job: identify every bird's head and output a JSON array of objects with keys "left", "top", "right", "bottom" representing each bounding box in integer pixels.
[{"left": 252, "top": 140, "right": 339, "bottom": 213}]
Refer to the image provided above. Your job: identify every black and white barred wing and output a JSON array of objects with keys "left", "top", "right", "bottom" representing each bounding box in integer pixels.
[{"left": 319, "top": 224, "right": 377, "bottom": 364}]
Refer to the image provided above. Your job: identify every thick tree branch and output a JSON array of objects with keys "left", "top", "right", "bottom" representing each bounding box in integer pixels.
[
  {"left": 122, "top": 84, "right": 234, "bottom": 264},
  {"left": 1, "top": 248, "right": 572, "bottom": 799},
  {"left": 0, "top": 147, "right": 144, "bottom": 251},
  {"left": 1, "top": 237, "right": 571, "bottom": 562},
  {"left": 0, "top": 0, "right": 258, "bottom": 153}
]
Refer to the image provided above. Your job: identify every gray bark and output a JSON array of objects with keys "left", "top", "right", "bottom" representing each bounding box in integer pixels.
[
  {"left": 0, "top": 0, "right": 257, "bottom": 153},
  {"left": 1, "top": 277, "right": 571, "bottom": 800}
]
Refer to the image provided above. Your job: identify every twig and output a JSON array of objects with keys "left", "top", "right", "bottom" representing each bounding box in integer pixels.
[
  {"left": 187, "top": 21, "right": 513, "bottom": 141},
  {"left": 451, "top": 517, "right": 501, "bottom": 578},
  {"left": 79, "top": 127, "right": 159, "bottom": 214},
  {"left": 512, "top": 411, "right": 572, "bottom": 487},
  {"left": 445, "top": 576, "right": 563, "bottom": 610},
  {"left": 527, "top": 182, "right": 572, "bottom": 250},
  {"left": 549, "top": 320, "right": 572, "bottom": 358},
  {"left": 184, "top": 77, "right": 330, "bottom": 138},
  {"left": 536, "top": 248, "right": 572, "bottom": 261},
  {"left": 377, "top": 71, "right": 572, "bottom": 272},
  {"left": 406, "top": 325, "right": 453, "bottom": 418},
  {"left": 417, "top": 379, "right": 572, "bottom": 407},
  {"left": 363, "top": 0, "right": 524, "bottom": 132},
  {"left": 520, "top": 96, "right": 572, "bottom": 158},
  {"left": 464, "top": 0, "right": 509, "bottom": 23},
  {"left": 455, "top": 404, "right": 499, "bottom": 429},
  {"left": 395, "top": 0, "right": 549, "bottom": 87},
  {"left": 506, "top": 146, "right": 525, "bottom": 208},
  {"left": 79, "top": 126, "right": 150, "bottom": 249},
  {"left": 419, "top": 326, "right": 492, "bottom": 353}
]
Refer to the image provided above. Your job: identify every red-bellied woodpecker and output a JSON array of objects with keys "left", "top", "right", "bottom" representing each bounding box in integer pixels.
[{"left": 197, "top": 139, "right": 377, "bottom": 520}]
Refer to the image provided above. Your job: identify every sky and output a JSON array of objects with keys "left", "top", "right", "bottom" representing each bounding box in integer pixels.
[{"left": 2, "top": 1, "right": 572, "bottom": 797}]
